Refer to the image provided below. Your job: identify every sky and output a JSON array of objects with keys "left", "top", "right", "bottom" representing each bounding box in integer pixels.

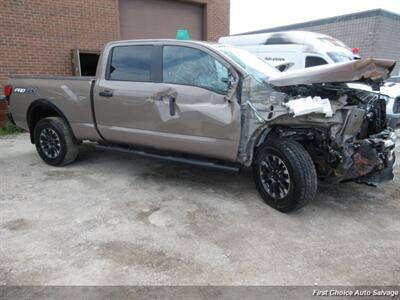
[{"left": 230, "top": 0, "right": 400, "bottom": 34}]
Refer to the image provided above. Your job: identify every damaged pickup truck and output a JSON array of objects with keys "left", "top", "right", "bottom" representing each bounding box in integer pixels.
[{"left": 5, "top": 40, "right": 397, "bottom": 212}]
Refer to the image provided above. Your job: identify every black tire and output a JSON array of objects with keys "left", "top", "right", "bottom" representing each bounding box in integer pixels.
[
  {"left": 34, "top": 117, "right": 79, "bottom": 166},
  {"left": 253, "top": 139, "right": 317, "bottom": 213}
]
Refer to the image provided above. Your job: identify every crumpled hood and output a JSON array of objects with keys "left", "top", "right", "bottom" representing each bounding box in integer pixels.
[{"left": 268, "top": 58, "right": 396, "bottom": 87}]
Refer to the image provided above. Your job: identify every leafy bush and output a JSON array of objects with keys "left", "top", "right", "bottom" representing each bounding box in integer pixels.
[{"left": 0, "top": 122, "right": 23, "bottom": 136}]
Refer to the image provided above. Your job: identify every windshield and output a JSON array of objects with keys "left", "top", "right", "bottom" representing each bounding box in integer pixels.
[
  {"left": 328, "top": 52, "right": 354, "bottom": 63},
  {"left": 217, "top": 46, "right": 279, "bottom": 84}
]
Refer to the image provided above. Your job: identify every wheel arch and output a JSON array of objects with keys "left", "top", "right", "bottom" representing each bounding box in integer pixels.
[
  {"left": 27, "top": 99, "right": 76, "bottom": 144},
  {"left": 243, "top": 125, "right": 313, "bottom": 167},
  {"left": 240, "top": 125, "right": 277, "bottom": 167}
]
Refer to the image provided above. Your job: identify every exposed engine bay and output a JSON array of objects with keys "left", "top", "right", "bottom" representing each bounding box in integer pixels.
[{"left": 238, "top": 73, "right": 396, "bottom": 186}]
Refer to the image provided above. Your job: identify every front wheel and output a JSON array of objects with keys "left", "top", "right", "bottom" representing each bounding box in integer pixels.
[
  {"left": 34, "top": 117, "right": 79, "bottom": 166},
  {"left": 253, "top": 139, "right": 317, "bottom": 213}
]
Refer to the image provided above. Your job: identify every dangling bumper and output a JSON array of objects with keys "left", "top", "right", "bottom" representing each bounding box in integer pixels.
[{"left": 333, "top": 129, "right": 397, "bottom": 185}]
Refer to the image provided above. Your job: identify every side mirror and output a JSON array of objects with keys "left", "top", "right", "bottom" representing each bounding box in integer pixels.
[
  {"left": 227, "top": 72, "right": 237, "bottom": 90},
  {"left": 224, "top": 71, "right": 238, "bottom": 103}
]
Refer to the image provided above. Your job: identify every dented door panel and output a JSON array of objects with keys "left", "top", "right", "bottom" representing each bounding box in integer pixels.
[
  {"left": 152, "top": 84, "right": 240, "bottom": 139},
  {"left": 152, "top": 83, "right": 241, "bottom": 160}
]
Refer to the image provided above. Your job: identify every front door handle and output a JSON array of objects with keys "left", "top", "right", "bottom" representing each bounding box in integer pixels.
[
  {"left": 153, "top": 95, "right": 176, "bottom": 116},
  {"left": 169, "top": 97, "right": 176, "bottom": 116},
  {"left": 99, "top": 90, "right": 113, "bottom": 98}
]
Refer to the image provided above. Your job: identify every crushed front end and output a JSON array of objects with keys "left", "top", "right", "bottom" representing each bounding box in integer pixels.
[
  {"left": 333, "top": 128, "right": 396, "bottom": 184},
  {"left": 315, "top": 130, "right": 396, "bottom": 186},
  {"left": 284, "top": 87, "right": 395, "bottom": 185},
  {"left": 239, "top": 75, "right": 397, "bottom": 185}
]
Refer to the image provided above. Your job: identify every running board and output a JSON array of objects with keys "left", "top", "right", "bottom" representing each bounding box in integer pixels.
[{"left": 95, "top": 144, "right": 241, "bottom": 173}]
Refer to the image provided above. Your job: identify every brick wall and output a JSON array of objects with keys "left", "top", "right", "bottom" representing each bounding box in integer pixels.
[
  {"left": 286, "top": 17, "right": 379, "bottom": 60},
  {"left": 199, "top": 0, "right": 230, "bottom": 41},
  {"left": 0, "top": 0, "right": 230, "bottom": 88},
  {"left": 375, "top": 17, "right": 400, "bottom": 75},
  {"left": 0, "top": 0, "right": 120, "bottom": 88}
]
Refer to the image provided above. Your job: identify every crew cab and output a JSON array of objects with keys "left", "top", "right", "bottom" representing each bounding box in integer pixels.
[{"left": 5, "top": 40, "right": 397, "bottom": 212}]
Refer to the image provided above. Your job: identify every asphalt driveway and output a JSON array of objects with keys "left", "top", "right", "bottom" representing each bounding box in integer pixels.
[{"left": 1, "top": 132, "right": 400, "bottom": 285}]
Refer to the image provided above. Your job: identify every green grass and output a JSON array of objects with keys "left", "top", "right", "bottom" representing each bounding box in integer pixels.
[{"left": 0, "top": 122, "right": 23, "bottom": 136}]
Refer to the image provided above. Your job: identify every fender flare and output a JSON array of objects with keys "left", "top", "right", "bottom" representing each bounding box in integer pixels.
[{"left": 26, "top": 99, "right": 77, "bottom": 143}]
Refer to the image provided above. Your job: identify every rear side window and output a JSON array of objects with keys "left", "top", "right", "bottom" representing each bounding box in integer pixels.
[
  {"left": 108, "top": 45, "right": 152, "bottom": 81},
  {"left": 162, "top": 46, "right": 230, "bottom": 94},
  {"left": 305, "top": 56, "right": 328, "bottom": 68}
]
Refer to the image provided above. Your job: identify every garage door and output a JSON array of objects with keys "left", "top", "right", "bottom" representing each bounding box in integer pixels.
[{"left": 119, "top": 0, "right": 204, "bottom": 40}]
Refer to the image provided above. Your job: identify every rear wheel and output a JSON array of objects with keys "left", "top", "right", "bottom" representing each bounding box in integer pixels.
[
  {"left": 253, "top": 139, "right": 317, "bottom": 212},
  {"left": 34, "top": 117, "right": 79, "bottom": 166}
]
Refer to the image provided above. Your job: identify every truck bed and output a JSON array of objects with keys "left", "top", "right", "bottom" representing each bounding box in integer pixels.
[{"left": 8, "top": 76, "right": 100, "bottom": 141}]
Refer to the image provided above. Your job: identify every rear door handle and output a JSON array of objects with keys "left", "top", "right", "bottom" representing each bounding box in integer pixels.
[{"left": 99, "top": 90, "right": 113, "bottom": 98}]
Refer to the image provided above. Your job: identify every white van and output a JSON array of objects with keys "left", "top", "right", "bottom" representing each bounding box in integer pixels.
[{"left": 219, "top": 31, "right": 357, "bottom": 72}]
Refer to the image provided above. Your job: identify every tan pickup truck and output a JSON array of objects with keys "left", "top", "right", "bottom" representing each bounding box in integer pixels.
[{"left": 5, "top": 40, "right": 397, "bottom": 212}]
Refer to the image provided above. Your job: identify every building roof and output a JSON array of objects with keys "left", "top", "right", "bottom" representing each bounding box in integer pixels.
[{"left": 235, "top": 9, "right": 400, "bottom": 35}]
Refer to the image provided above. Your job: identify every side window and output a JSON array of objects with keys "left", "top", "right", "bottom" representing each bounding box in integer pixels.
[
  {"left": 305, "top": 56, "right": 328, "bottom": 68},
  {"left": 108, "top": 45, "right": 152, "bottom": 81},
  {"left": 163, "top": 46, "right": 230, "bottom": 94}
]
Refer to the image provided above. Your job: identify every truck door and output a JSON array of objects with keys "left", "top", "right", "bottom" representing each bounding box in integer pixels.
[
  {"left": 154, "top": 44, "right": 241, "bottom": 161},
  {"left": 93, "top": 43, "right": 162, "bottom": 147},
  {"left": 94, "top": 43, "right": 241, "bottom": 161}
]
